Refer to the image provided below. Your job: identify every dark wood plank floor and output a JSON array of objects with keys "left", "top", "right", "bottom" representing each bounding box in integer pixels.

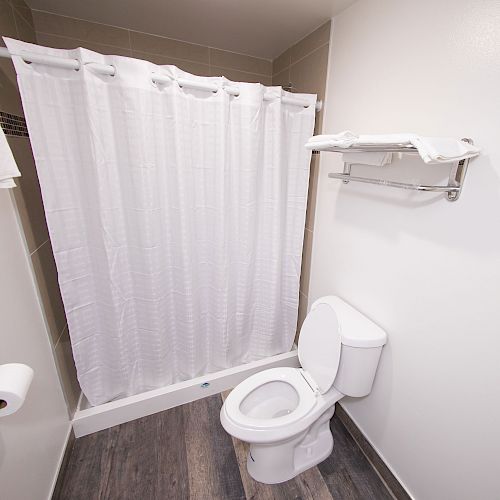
[{"left": 55, "top": 395, "right": 393, "bottom": 500}]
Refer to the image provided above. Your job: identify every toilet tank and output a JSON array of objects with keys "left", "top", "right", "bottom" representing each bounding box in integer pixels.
[
  {"left": 310, "top": 296, "right": 387, "bottom": 398},
  {"left": 334, "top": 344, "right": 384, "bottom": 397}
]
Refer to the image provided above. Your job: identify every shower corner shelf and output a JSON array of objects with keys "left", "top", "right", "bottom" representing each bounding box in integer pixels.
[{"left": 324, "top": 138, "right": 474, "bottom": 202}]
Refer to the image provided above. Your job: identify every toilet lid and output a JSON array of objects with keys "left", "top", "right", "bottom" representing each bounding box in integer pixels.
[{"left": 298, "top": 303, "right": 341, "bottom": 394}]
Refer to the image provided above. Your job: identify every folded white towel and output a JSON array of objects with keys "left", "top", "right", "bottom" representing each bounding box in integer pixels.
[
  {"left": 411, "top": 136, "right": 479, "bottom": 164},
  {"left": 307, "top": 131, "right": 359, "bottom": 148},
  {"left": 306, "top": 131, "right": 480, "bottom": 164},
  {"left": 0, "top": 127, "right": 21, "bottom": 188},
  {"left": 342, "top": 152, "right": 393, "bottom": 166}
]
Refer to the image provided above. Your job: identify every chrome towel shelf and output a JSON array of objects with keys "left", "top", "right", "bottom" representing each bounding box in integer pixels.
[{"left": 324, "top": 138, "right": 474, "bottom": 202}]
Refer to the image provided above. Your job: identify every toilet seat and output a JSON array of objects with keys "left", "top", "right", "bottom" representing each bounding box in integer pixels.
[
  {"left": 221, "top": 367, "right": 329, "bottom": 443},
  {"left": 298, "top": 302, "right": 341, "bottom": 394},
  {"left": 224, "top": 367, "right": 316, "bottom": 429},
  {"left": 221, "top": 301, "right": 347, "bottom": 444}
]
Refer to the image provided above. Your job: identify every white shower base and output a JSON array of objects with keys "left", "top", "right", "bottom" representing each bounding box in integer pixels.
[{"left": 72, "top": 348, "right": 299, "bottom": 437}]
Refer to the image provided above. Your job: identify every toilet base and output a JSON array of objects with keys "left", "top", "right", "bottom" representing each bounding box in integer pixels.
[{"left": 246, "top": 406, "right": 336, "bottom": 484}]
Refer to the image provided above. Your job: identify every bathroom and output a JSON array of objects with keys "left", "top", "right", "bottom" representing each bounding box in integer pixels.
[{"left": 0, "top": 0, "right": 498, "bottom": 498}]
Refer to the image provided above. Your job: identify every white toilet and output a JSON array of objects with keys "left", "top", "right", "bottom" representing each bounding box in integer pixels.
[{"left": 220, "top": 295, "right": 387, "bottom": 484}]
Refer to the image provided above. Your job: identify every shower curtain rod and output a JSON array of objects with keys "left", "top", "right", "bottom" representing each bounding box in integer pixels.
[{"left": 0, "top": 47, "right": 322, "bottom": 112}]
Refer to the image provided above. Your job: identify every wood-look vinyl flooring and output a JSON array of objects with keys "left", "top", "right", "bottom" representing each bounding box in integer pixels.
[{"left": 55, "top": 394, "right": 393, "bottom": 500}]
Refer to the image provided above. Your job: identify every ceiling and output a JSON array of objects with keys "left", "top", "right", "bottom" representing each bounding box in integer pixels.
[{"left": 25, "top": 0, "right": 356, "bottom": 59}]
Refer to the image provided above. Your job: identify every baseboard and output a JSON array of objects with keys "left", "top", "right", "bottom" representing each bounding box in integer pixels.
[
  {"left": 72, "top": 349, "right": 300, "bottom": 437},
  {"left": 335, "top": 403, "right": 412, "bottom": 500},
  {"left": 49, "top": 426, "right": 75, "bottom": 500}
]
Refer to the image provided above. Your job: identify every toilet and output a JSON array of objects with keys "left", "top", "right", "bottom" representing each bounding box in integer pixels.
[{"left": 220, "top": 295, "right": 387, "bottom": 484}]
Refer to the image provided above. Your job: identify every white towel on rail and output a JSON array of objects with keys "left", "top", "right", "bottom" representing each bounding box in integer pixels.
[
  {"left": 0, "top": 127, "right": 21, "bottom": 188},
  {"left": 342, "top": 152, "right": 393, "bottom": 166},
  {"left": 306, "top": 131, "right": 480, "bottom": 164},
  {"left": 307, "top": 131, "right": 360, "bottom": 148},
  {"left": 411, "top": 136, "right": 479, "bottom": 164}
]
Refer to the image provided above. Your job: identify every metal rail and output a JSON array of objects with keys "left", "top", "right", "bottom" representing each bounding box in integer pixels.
[{"left": 324, "top": 139, "right": 473, "bottom": 202}]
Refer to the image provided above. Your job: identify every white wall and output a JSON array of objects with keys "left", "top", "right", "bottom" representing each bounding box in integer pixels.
[
  {"left": 0, "top": 190, "right": 71, "bottom": 500},
  {"left": 310, "top": 1, "right": 500, "bottom": 499}
]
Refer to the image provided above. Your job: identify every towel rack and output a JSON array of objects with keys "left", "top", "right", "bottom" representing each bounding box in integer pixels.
[{"left": 325, "top": 138, "right": 473, "bottom": 202}]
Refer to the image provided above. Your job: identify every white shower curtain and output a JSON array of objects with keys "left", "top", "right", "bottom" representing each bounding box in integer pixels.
[{"left": 6, "top": 38, "right": 316, "bottom": 406}]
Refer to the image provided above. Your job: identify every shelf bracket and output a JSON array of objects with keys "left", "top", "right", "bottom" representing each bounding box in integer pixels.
[{"left": 445, "top": 138, "right": 473, "bottom": 201}]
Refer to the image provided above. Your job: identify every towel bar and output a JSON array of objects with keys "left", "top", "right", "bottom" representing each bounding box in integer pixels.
[
  {"left": 328, "top": 172, "right": 460, "bottom": 193},
  {"left": 325, "top": 138, "right": 473, "bottom": 202}
]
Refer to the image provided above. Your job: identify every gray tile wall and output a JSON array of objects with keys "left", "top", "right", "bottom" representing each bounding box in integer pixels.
[
  {"left": 32, "top": 11, "right": 273, "bottom": 84},
  {"left": 0, "top": 0, "right": 80, "bottom": 416},
  {"left": 272, "top": 21, "right": 331, "bottom": 340}
]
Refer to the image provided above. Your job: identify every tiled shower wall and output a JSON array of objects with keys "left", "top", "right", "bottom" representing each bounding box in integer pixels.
[
  {"left": 0, "top": 0, "right": 80, "bottom": 414},
  {"left": 272, "top": 21, "right": 331, "bottom": 338},
  {"left": 31, "top": 11, "right": 273, "bottom": 84}
]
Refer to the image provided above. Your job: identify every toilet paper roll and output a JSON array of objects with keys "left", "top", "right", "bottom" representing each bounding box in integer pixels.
[{"left": 0, "top": 363, "right": 34, "bottom": 417}]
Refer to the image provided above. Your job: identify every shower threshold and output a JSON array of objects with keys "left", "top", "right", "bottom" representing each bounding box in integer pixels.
[{"left": 72, "top": 347, "right": 299, "bottom": 437}]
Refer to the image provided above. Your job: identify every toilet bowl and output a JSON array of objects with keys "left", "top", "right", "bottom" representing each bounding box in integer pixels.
[{"left": 220, "top": 295, "right": 387, "bottom": 484}]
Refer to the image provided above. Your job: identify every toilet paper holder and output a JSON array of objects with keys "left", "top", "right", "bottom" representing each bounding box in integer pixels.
[{"left": 0, "top": 363, "right": 34, "bottom": 417}]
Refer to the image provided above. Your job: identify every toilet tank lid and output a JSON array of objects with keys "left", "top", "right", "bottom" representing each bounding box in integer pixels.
[{"left": 310, "top": 296, "right": 387, "bottom": 348}]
